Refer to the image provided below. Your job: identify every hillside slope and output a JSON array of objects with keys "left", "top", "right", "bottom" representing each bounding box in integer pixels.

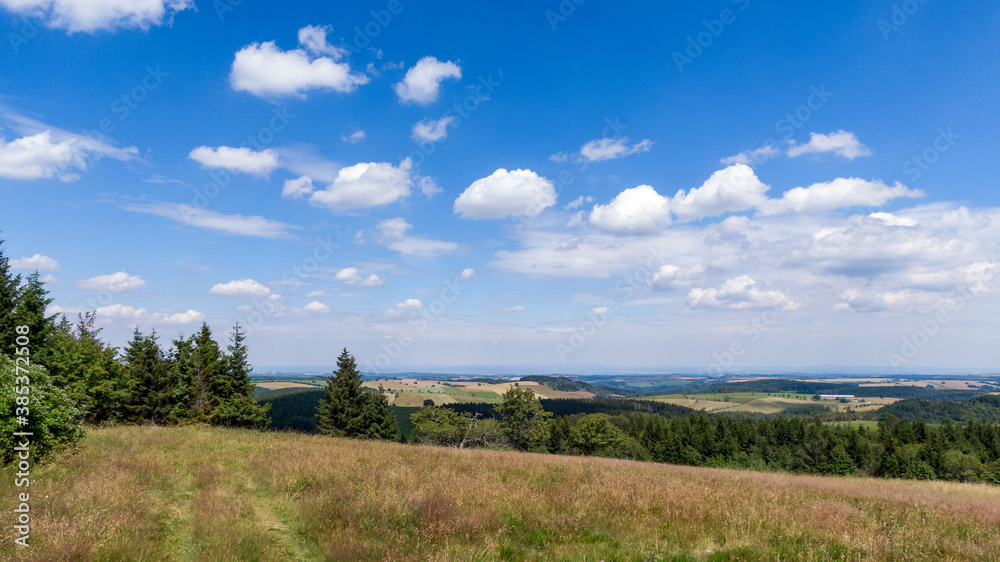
[{"left": 3, "top": 426, "right": 999, "bottom": 560}]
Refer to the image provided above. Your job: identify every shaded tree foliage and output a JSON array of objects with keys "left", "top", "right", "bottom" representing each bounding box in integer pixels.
[{"left": 316, "top": 349, "right": 397, "bottom": 440}]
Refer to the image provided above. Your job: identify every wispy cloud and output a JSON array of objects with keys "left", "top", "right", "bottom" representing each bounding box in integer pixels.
[{"left": 122, "top": 201, "right": 298, "bottom": 239}]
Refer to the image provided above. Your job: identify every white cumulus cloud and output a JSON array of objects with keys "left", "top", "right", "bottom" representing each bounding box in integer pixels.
[
  {"left": 578, "top": 137, "right": 653, "bottom": 162},
  {"left": 418, "top": 176, "right": 443, "bottom": 198},
  {"left": 721, "top": 145, "right": 781, "bottom": 166},
  {"left": 787, "top": 130, "right": 872, "bottom": 159},
  {"left": 96, "top": 303, "right": 147, "bottom": 319},
  {"left": 393, "top": 56, "right": 461, "bottom": 104},
  {"left": 230, "top": 28, "right": 368, "bottom": 98},
  {"left": 10, "top": 254, "right": 60, "bottom": 271},
  {"left": 454, "top": 168, "right": 557, "bottom": 219},
  {"left": 209, "top": 279, "right": 274, "bottom": 299},
  {"left": 0, "top": 130, "right": 136, "bottom": 181},
  {"left": 300, "top": 301, "right": 330, "bottom": 314},
  {"left": 341, "top": 128, "right": 366, "bottom": 143},
  {"left": 334, "top": 267, "right": 385, "bottom": 287},
  {"left": 188, "top": 146, "right": 280, "bottom": 177},
  {"left": 282, "top": 175, "right": 315, "bottom": 199},
  {"left": 0, "top": 0, "right": 194, "bottom": 33},
  {"left": 158, "top": 309, "right": 205, "bottom": 324},
  {"left": 671, "top": 164, "right": 771, "bottom": 221},
  {"left": 565, "top": 195, "right": 593, "bottom": 210},
  {"left": 869, "top": 212, "right": 917, "bottom": 227},
  {"left": 589, "top": 185, "right": 671, "bottom": 235},
  {"left": 308, "top": 160, "right": 413, "bottom": 211},
  {"left": 758, "top": 178, "right": 924, "bottom": 215},
  {"left": 296, "top": 24, "right": 347, "bottom": 57},
  {"left": 77, "top": 271, "right": 146, "bottom": 292},
  {"left": 411, "top": 116, "right": 455, "bottom": 142},
  {"left": 687, "top": 276, "right": 799, "bottom": 311},
  {"left": 385, "top": 298, "right": 423, "bottom": 317},
  {"left": 94, "top": 304, "right": 204, "bottom": 324}
]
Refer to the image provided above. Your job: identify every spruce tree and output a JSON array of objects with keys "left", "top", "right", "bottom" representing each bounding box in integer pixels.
[
  {"left": 168, "top": 336, "right": 196, "bottom": 424},
  {"left": 355, "top": 383, "right": 398, "bottom": 440},
  {"left": 209, "top": 323, "right": 269, "bottom": 429},
  {"left": 14, "top": 272, "right": 56, "bottom": 363},
  {"left": 46, "top": 312, "right": 134, "bottom": 423},
  {"left": 124, "top": 328, "right": 173, "bottom": 424},
  {"left": 189, "top": 322, "right": 222, "bottom": 422},
  {"left": 0, "top": 240, "right": 21, "bottom": 356},
  {"left": 316, "top": 349, "right": 397, "bottom": 440}
]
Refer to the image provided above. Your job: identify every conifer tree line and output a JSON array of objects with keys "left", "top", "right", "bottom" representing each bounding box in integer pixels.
[{"left": 1, "top": 241, "right": 269, "bottom": 463}]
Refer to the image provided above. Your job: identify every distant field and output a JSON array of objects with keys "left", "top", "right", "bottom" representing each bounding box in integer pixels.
[
  {"left": 365, "top": 378, "right": 594, "bottom": 406},
  {"left": 649, "top": 398, "right": 738, "bottom": 412},
  {"left": 858, "top": 379, "right": 992, "bottom": 390},
  {"left": 650, "top": 392, "right": 816, "bottom": 414},
  {"left": 649, "top": 392, "right": 897, "bottom": 415},
  {"left": 256, "top": 381, "right": 318, "bottom": 390},
  {"left": 8, "top": 425, "right": 999, "bottom": 560}
]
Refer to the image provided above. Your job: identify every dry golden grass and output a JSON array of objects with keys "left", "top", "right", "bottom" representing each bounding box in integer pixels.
[
  {"left": 391, "top": 393, "right": 458, "bottom": 407},
  {"left": 651, "top": 398, "right": 740, "bottom": 412},
  {"left": 3, "top": 425, "right": 1000, "bottom": 561},
  {"left": 726, "top": 398, "right": 815, "bottom": 414},
  {"left": 256, "top": 382, "right": 318, "bottom": 390}
]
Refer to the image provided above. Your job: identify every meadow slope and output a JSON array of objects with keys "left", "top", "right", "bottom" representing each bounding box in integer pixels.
[{"left": 3, "top": 426, "right": 1000, "bottom": 561}]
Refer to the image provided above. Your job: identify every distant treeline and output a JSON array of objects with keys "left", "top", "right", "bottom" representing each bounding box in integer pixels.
[
  {"left": 617, "top": 413, "right": 1000, "bottom": 483},
  {"left": 446, "top": 398, "right": 692, "bottom": 420},
  {"left": 519, "top": 376, "right": 636, "bottom": 397},
  {"left": 671, "top": 379, "right": 987, "bottom": 401},
  {"left": 880, "top": 395, "right": 1000, "bottom": 424}
]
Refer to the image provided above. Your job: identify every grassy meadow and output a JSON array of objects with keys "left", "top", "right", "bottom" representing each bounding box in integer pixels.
[{"left": 3, "top": 426, "right": 1000, "bottom": 561}]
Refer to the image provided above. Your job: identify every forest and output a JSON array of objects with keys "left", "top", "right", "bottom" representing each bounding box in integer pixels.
[{"left": 0, "top": 242, "right": 268, "bottom": 464}]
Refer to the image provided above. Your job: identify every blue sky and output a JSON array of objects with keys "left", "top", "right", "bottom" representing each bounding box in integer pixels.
[{"left": 2, "top": 0, "right": 999, "bottom": 374}]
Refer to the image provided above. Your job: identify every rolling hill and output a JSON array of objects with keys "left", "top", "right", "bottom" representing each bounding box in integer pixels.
[{"left": 3, "top": 425, "right": 998, "bottom": 560}]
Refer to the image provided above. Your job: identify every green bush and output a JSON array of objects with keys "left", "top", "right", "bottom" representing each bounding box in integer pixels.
[{"left": 1, "top": 354, "right": 85, "bottom": 465}]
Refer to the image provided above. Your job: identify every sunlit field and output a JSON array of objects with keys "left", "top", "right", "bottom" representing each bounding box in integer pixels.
[{"left": 3, "top": 425, "right": 999, "bottom": 561}]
